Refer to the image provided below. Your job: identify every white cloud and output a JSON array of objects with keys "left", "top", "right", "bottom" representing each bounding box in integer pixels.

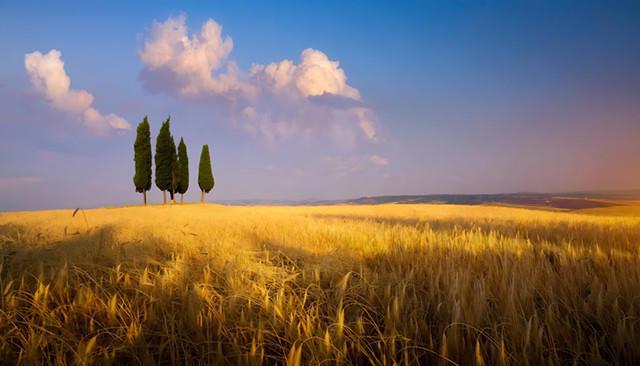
[
  {"left": 139, "top": 15, "right": 378, "bottom": 146},
  {"left": 139, "top": 14, "right": 250, "bottom": 97},
  {"left": 251, "top": 48, "right": 360, "bottom": 100},
  {"left": 139, "top": 16, "right": 361, "bottom": 102},
  {"left": 370, "top": 155, "right": 389, "bottom": 166},
  {"left": 24, "top": 49, "right": 130, "bottom": 135}
]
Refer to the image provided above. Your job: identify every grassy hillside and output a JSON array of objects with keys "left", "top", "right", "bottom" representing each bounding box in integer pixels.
[{"left": 1, "top": 204, "right": 639, "bottom": 364}]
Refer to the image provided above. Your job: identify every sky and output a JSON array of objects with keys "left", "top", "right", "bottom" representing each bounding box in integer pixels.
[{"left": 1, "top": 0, "right": 639, "bottom": 211}]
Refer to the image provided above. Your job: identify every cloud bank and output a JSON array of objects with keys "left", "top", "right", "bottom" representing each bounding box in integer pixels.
[
  {"left": 24, "top": 50, "right": 130, "bottom": 135},
  {"left": 138, "top": 15, "right": 378, "bottom": 146}
]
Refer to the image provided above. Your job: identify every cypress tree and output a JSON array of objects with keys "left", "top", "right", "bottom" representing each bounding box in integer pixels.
[
  {"left": 198, "top": 144, "right": 215, "bottom": 203},
  {"left": 176, "top": 137, "right": 189, "bottom": 204},
  {"left": 155, "top": 117, "right": 173, "bottom": 204},
  {"left": 133, "top": 116, "right": 152, "bottom": 205},
  {"left": 168, "top": 136, "right": 178, "bottom": 203}
]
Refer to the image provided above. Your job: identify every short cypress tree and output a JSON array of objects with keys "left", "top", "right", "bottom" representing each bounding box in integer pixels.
[
  {"left": 155, "top": 117, "right": 173, "bottom": 204},
  {"left": 176, "top": 138, "right": 189, "bottom": 204},
  {"left": 198, "top": 144, "right": 215, "bottom": 203},
  {"left": 133, "top": 116, "right": 152, "bottom": 205}
]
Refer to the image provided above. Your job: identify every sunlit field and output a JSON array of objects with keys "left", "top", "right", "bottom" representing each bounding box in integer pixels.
[{"left": 1, "top": 204, "right": 639, "bottom": 365}]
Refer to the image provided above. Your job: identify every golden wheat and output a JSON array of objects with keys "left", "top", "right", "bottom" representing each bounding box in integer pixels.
[{"left": 0, "top": 204, "right": 639, "bottom": 364}]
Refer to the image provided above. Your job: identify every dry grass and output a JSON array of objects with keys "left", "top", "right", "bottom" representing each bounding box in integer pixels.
[
  {"left": 1, "top": 203, "right": 639, "bottom": 365},
  {"left": 576, "top": 204, "right": 640, "bottom": 217}
]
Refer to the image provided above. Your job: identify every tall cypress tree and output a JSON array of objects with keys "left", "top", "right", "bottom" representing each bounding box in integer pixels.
[
  {"left": 176, "top": 137, "right": 189, "bottom": 204},
  {"left": 133, "top": 116, "right": 152, "bottom": 205},
  {"left": 155, "top": 117, "right": 172, "bottom": 204},
  {"left": 168, "top": 136, "right": 178, "bottom": 203},
  {"left": 198, "top": 144, "right": 215, "bottom": 203}
]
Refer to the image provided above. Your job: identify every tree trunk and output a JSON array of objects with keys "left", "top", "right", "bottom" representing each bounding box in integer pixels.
[
  {"left": 170, "top": 190, "right": 175, "bottom": 204},
  {"left": 163, "top": 191, "right": 166, "bottom": 204},
  {"left": 201, "top": 190, "right": 205, "bottom": 203},
  {"left": 143, "top": 191, "right": 147, "bottom": 206},
  {"left": 180, "top": 194, "right": 184, "bottom": 204}
]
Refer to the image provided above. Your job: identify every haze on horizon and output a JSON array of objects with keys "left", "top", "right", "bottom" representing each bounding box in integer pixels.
[{"left": 1, "top": 0, "right": 639, "bottom": 211}]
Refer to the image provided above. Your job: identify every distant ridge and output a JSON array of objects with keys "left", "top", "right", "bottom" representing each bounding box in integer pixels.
[{"left": 219, "top": 190, "right": 640, "bottom": 210}]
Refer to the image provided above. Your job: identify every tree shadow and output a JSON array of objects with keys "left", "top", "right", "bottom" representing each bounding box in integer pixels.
[
  {"left": 0, "top": 223, "right": 174, "bottom": 276},
  {"left": 0, "top": 222, "right": 234, "bottom": 364}
]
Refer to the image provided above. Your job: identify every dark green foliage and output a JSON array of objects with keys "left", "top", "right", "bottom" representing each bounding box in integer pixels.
[
  {"left": 177, "top": 138, "right": 189, "bottom": 195},
  {"left": 198, "top": 145, "right": 214, "bottom": 200},
  {"left": 168, "top": 136, "right": 178, "bottom": 200},
  {"left": 155, "top": 118, "right": 173, "bottom": 195},
  {"left": 133, "top": 117, "right": 152, "bottom": 196}
]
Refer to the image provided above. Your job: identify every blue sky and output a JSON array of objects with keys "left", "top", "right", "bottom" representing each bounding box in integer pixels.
[{"left": 1, "top": 1, "right": 639, "bottom": 210}]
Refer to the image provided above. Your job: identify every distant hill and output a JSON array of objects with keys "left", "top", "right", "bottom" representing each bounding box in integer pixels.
[
  {"left": 220, "top": 190, "right": 640, "bottom": 210},
  {"left": 341, "top": 193, "right": 612, "bottom": 210}
]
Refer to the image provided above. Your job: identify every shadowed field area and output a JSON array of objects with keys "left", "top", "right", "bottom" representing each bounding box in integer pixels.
[{"left": 1, "top": 204, "right": 639, "bottom": 365}]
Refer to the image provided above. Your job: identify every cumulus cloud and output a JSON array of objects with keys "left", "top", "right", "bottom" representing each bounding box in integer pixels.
[
  {"left": 139, "top": 14, "right": 250, "bottom": 98},
  {"left": 250, "top": 48, "right": 360, "bottom": 100},
  {"left": 24, "top": 50, "right": 130, "bottom": 134},
  {"left": 139, "top": 15, "right": 378, "bottom": 145}
]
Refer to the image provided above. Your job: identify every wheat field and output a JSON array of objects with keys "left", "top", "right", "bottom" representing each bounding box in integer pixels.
[{"left": 0, "top": 204, "right": 639, "bottom": 365}]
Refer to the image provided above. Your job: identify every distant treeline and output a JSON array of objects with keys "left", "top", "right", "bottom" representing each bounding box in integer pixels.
[{"left": 133, "top": 116, "right": 214, "bottom": 205}]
